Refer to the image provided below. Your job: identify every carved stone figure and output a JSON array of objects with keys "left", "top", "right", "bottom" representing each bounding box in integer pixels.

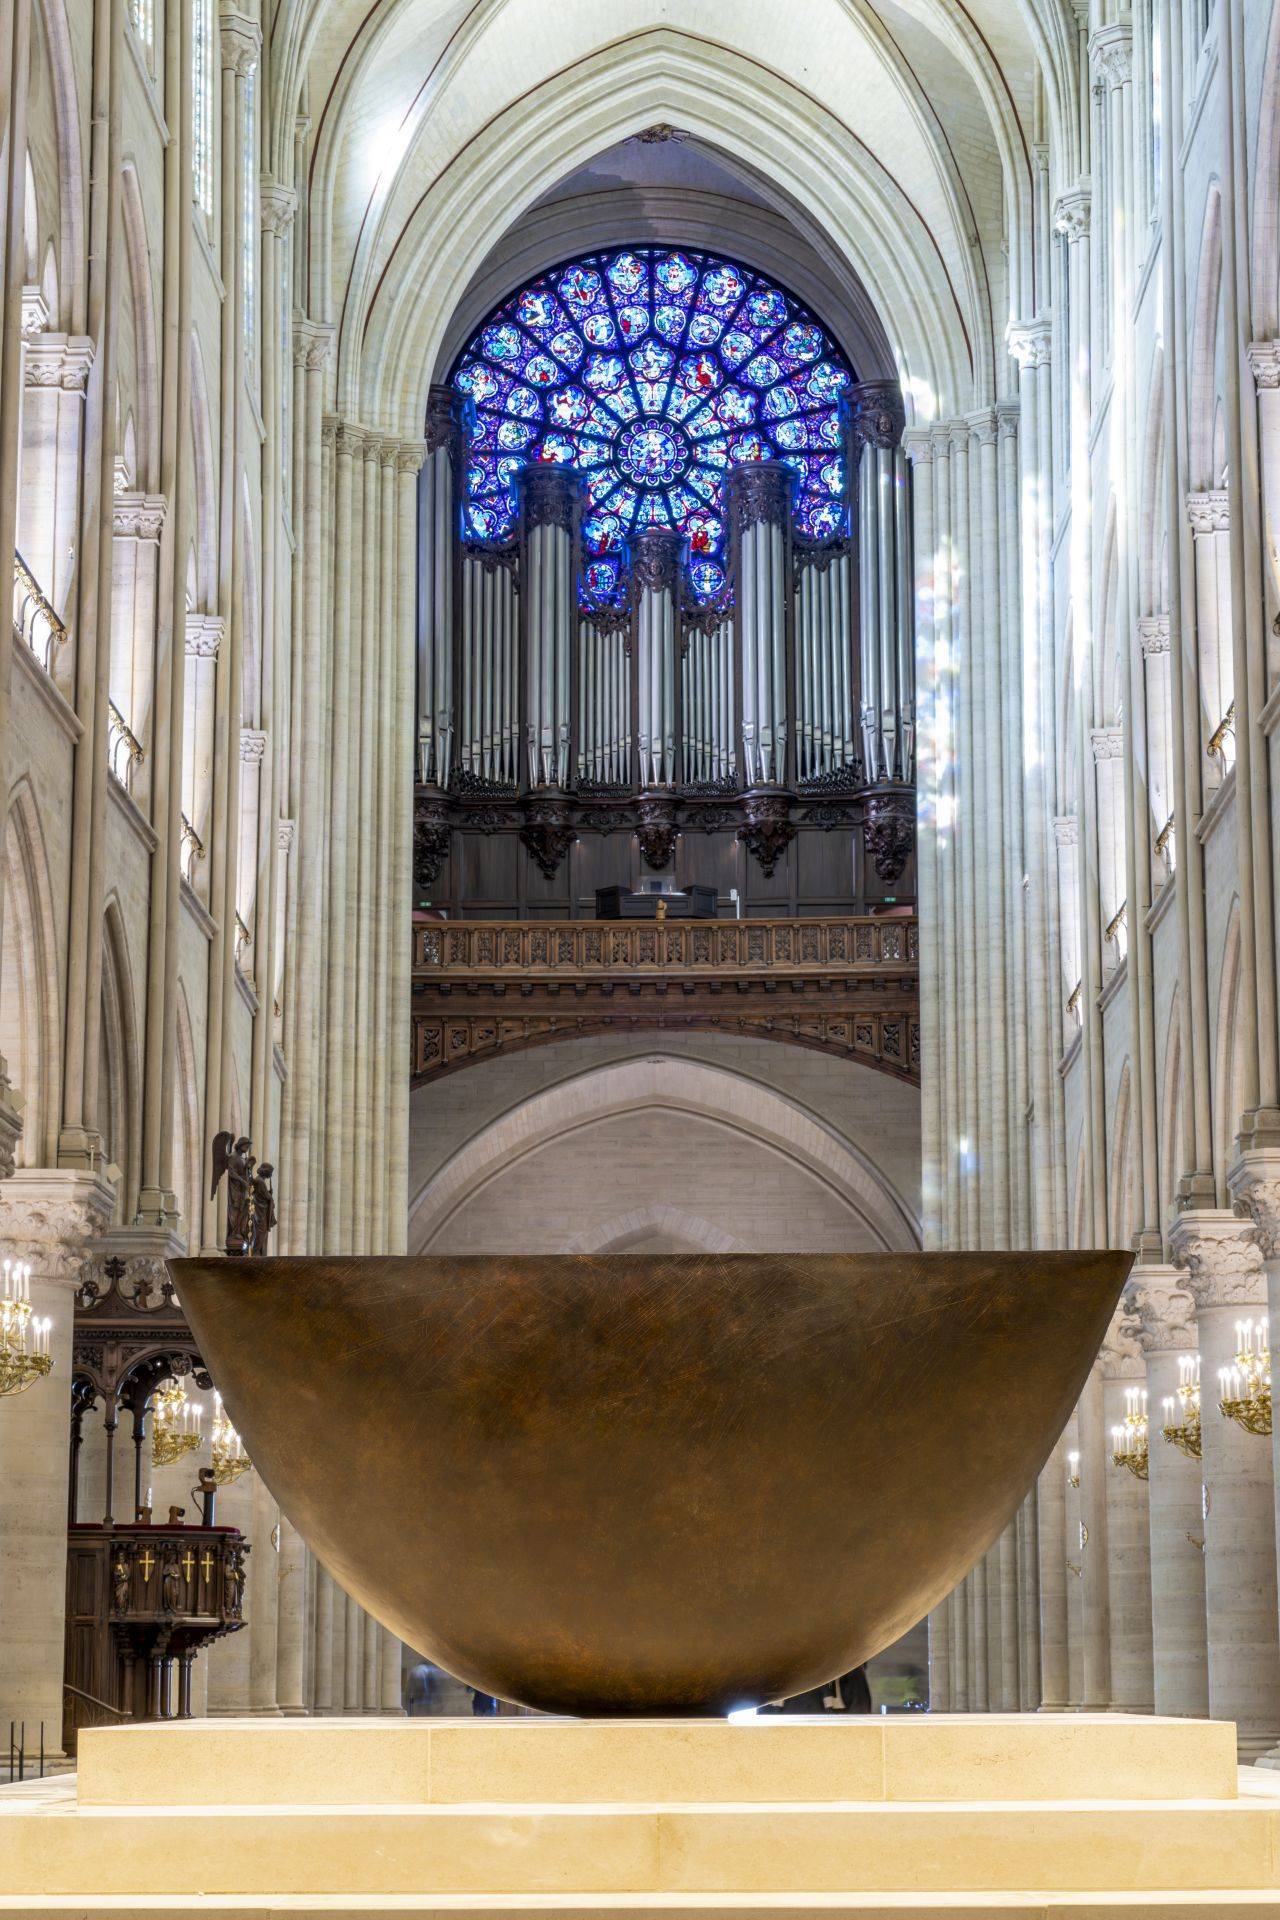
[
  {"left": 211, "top": 1132, "right": 255, "bottom": 1255},
  {"left": 251, "top": 1164, "right": 277, "bottom": 1255},
  {"left": 160, "top": 1549, "right": 183, "bottom": 1612},
  {"left": 112, "top": 1556, "right": 131, "bottom": 1614}
]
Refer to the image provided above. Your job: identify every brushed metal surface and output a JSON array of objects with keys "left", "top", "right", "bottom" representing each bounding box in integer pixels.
[{"left": 170, "top": 1251, "right": 1131, "bottom": 1715}]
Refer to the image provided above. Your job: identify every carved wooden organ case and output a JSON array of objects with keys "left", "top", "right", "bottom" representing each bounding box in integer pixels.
[{"left": 414, "top": 379, "right": 917, "bottom": 908}]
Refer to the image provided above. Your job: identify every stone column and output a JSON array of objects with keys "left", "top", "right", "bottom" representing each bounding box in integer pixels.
[
  {"left": 1036, "top": 1433, "right": 1070, "bottom": 1709},
  {"left": 331, "top": 1586, "right": 349, "bottom": 1713},
  {"left": 1129, "top": 1268, "right": 1209, "bottom": 1718},
  {"left": 729, "top": 460, "right": 793, "bottom": 789},
  {"left": 947, "top": 1582, "right": 968, "bottom": 1710},
  {"left": 1063, "top": 1410, "right": 1084, "bottom": 1708},
  {"left": 275, "top": 1516, "right": 307, "bottom": 1713},
  {"left": 206, "top": 1467, "right": 254, "bottom": 1712},
  {"left": 926, "top": 1600, "right": 950, "bottom": 1712},
  {"left": 1099, "top": 1325, "right": 1155, "bottom": 1711},
  {"left": 1228, "top": 1150, "right": 1280, "bottom": 1763},
  {"left": 312, "top": 1564, "right": 333, "bottom": 1714},
  {"left": 1076, "top": 1367, "right": 1112, "bottom": 1707},
  {"left": 344, "top": 1597, "right": 362, "bottom": 1716},
  {"left": 380, "top": 1625, "right": 403, "bottom": 1714},
  {"left": 1172, "top": 1210, "right": 1280, "bottom": 1759},
  {"left": 247, "top": 1471, "right": 280, "bottom": 1713},
  {"left": 362, "top": 1606, "right": 380, "bottom": 1712},
  {"left": 0, "top": 1172, "right": 114, "bottom": 1751}
]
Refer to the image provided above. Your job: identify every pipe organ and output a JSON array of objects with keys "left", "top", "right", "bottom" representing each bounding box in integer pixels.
[{"left": 414, "top": 378, "right": 917, "bottom": 906}]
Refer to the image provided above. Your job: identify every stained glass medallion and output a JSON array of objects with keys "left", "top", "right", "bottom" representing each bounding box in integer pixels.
[{"left": 452, "top": 247, "right": 855, "bottom": 605}]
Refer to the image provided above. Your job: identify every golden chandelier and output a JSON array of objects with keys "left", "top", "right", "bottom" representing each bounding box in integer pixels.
[
  {"left": 1218, "top": 1317, "right": 1271, "bottom": 1437},
  {"left": 151, "top": 1377, "right": 203, "bottom": 1466},
  {"left": 1110, "top": 1385, "right": 1149, "bottom": 1480},
  {"left": 211, "top": 1391, "right": 251, "bottom": 1485},
  {"left": 0, "top": 1260, "right": 52, "bottom": 1398},
  {"left": 1162, "top": 1353, "right": 1202, "bottom": 1459}
]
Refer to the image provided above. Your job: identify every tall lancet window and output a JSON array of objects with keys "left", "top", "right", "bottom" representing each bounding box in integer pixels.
[
  {"left": 243, "top": 67, "right": 257, "bottom": 363},
  {"left": 452, "top": 246, "right": 853, "bottom": 612},
  {"left": 193, "top": 0, "right": 214, "bottom": 222}
]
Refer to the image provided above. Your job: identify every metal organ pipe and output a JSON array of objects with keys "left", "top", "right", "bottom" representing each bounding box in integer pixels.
[
  {"left": 418, "top": 387, "right": 463, "bottom": 787},
  {"left": 730, "top": 462, "right": 793, "bottom": 788},
  {"left": 852, "top": 382, "right": 914, "bottom": 785},
  {"left": 632, "top": 530, "right": 681, "bottom": 789},
  {"left": 521, "top": 465, "right": 579, "bottom": 789}
]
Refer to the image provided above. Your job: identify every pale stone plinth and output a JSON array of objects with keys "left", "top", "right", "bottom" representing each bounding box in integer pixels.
[{"left": 0, "top": 1714, "right": 1273, "bottom": 1911}]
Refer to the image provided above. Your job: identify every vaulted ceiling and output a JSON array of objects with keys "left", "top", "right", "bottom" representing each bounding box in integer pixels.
[{"left": 265, "top": 0, "right": 1083, "bottom": 433}]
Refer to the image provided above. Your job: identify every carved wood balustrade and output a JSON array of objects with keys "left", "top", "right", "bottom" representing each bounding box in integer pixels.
[{"left": 412, "top": 914, "right": 919, "bottom": 1086}]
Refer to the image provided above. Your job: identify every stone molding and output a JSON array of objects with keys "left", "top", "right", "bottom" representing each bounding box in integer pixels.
[
  {"left": 1098, "top": 1306, "right": 1145, "bottom": 1379},
  {"left": 240, "top": 728, "right": 268, "bottom": 764},
  {"left": 277, "top": 818, "right": 296, "bottom": 853},
  {"left": 996, "top": 400, "right": 1020, "bottom": 441},
  {"left": 1138, "top": 616, "right": 1171, "bottom": 657},
  {"left": 20, "top": 286, "right": 49, "bottom": 338},
  {"left": 900, "top": 427, "right": 933, "bottom": 464},
  {"left": 966, "top": 408, "right": 998, "bottom": 447},
  {"left": 292, "top": 317, "right": 334, "bottom": 371},
  {"left": 24, "top": 333, "right": 94, "bottom": 391},
  {"left": 1227, "top": 1146, "right": 1280, "bottom": 1261},
  {"left": 397, "top": 440, "right": 427, "bottom": 476},
  {"left": 1052, "top": 814, "right": 1079, "bottom": 847},
  {"left": 113, "top": 491, "right": 166, "bottom": 541},
  {"left": 0, "top": 1171, "right": 116, "bottom": 1284},
  {"left": 1125, "top": 1269, "right": 1198, "bottom": 1354},
  {"left": 1248, "top": 340, "right": 1280, "bottom": 390},
  {"left": 1170, "top": 1207, "right": 1265, "bottom": 1309},
  {"left": 1091, "top": 727, "right": 1124, "bottom": 762},
  {"left": 218, "top": 6, "right": 260, "bottom": 74},
  {"left": 1007, "top": 319, "right": 1052, "bottom": 370},
  {"left": 1053, "top": 187, "right": 1092, "bottom": 241},
  {"left": 259, "top": 176, "right": 297, "bottom": 235},
  {"left": 185, "top": 614, "right": 224, "bottom": 658},
  {"left": 1187, "top": 489, "right": 1229, "bottom": 534}
]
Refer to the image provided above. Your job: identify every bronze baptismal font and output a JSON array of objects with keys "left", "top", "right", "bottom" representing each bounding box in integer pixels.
[{"left": 171, "top": 1249, "right": 1131, "bottom": 1715}]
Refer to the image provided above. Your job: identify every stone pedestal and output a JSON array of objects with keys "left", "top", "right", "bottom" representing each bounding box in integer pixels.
[
  {"left": 1128, "top": 1268, "right": 1209, "bottom": 1718},
  {"left": 0, "top": 1170, "right": 114, "bottom": 1752},
  {"left": 0, "top": 1714, "right": 1269, "bottom": 1912},
  {"left": 1173, "top": 1209, "right": 1280, "bottom": 1760}
]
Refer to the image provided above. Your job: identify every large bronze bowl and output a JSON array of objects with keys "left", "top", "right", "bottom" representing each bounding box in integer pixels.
[{"left": 171, "top": 1251, "right": 1130, "bottom": 1715}]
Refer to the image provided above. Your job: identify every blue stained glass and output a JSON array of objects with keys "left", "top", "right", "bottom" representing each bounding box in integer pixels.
[{"left": 452, "top": 246, "right": 855, "bottom": 602}]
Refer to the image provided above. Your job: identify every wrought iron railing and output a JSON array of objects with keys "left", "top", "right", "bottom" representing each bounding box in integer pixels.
[
  {"left": 180, "top": 813, "right": 206, "bottom": 883},
  {"left": 12, "top": 551, "right": 66, "bottom": 674},
  {"left": 1208, "top": 701, "right": 1236, "bottom": 781},
  {"left": 108, "top": 700, "right": 145, "bottom": 787}
]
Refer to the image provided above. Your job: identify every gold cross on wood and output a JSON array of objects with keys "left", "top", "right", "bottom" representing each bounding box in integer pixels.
[
  {"left": 138, "top": 1549, "right": 155, "bottom": 1581},
  {"left": 200, "top": 1550, "right": 215, "bottom": 1581},
  {"left": 181, "top": 1550, "right": 195, "bottom": 1581}
]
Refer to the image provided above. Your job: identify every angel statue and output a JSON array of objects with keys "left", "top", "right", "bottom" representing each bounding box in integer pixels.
[
  {"left": 250, "top": 1163, "right": 277, "bottom": 1255},
  {"left": 210, "top": 1131, "right": 255, "bottom": 1256}
]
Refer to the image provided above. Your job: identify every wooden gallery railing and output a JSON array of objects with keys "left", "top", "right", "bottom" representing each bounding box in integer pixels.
[{"left": 412, "top": 915, "right": 920, "bottom": 1086}]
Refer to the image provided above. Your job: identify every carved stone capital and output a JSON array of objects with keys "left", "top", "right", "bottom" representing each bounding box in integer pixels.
[
  {"left": 1227, "top": 1147, "right": 1280, "bottom": 1261},
  {"left": 996, "top": 401, "right": 1020, "bottom": 441},
  {"left": 218, "top": 6, "right": 260, "bottom": 74},
  {"left": 184, "top": 614, "right": 224, "bottom": 659},
  {"left": 113, "top": 492, "right": 166, "bottom": 541},
  {"left": 0, "top": 1171, "right": 116, "bottom": 1285},
  {"left": 1124, "top": 1269, "right": 1198, "bottom": 1355},
  {"left": 320, "top": 417, "right": 338, "bottom": 451},
  {"left": 1139, "top": 616, "right": 1171, "bottom": 657},
  {"left": 240, "top": 728, "right": 268, "bottom": 765},
  {"left": 1054, "top": 187, "right": 1092, "bottom": 241},
  {"left": 1248, "top": 340, "right": 1280, "bottom": 390},
  {"left": 277, "top": 818, "right": 295, "bottom": 853},
  {"left": 24, "top": 333, "right": 94, "bottom": 391},
  {"left": 1052, "top": 813, "right": 1079, "bottom": 848},
  {"left": 292, "top": 317, "right": 334, "bottom": 371},
  {"left": 522, "top": 461, "right": 580, "bottom": 531},
  {"left": 259, "top": 176, "right": 297, "bottom": 235},
  {"left": 967, "top": 408, "right": 999, "bottom": 448},
  {"left": 1007, "top": 319, "right": 1052, "bottom": 371},
  {"left": 20, "top": 286, "right": 49, "bottom": 338},
  {"left": 631, "top": 529, "right": 682, "bottom": 597},
  {"left": 901, "top": 427, "right": 933, "bottom": 466},
  {"left": 1187, "top": 489, "right": 1229, "bottom": 534},
  {"left": 397, "top": 440, "right": 427, "bottom": 476},
  {"left": 1098, "top": 1305, "right": 1145, "bottom": 1379},
  {"left": 850, "top": 381, "right": 906, "bottom": 451},
  {"left": 1091, "top": 726, "right": 1125, "bottom": 762},
  {"left": 1090, "top": 22, "right": 1133, "bottom": 88},
  {"left": 1169, "top": 1208, "right": 1265, "bottom": 1309},
  {"left": 727, "top": 459, "right": 794, "bottom": 533}
]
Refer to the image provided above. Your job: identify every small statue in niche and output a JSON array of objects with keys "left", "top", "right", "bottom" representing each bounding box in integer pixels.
[
  {"left": 210, "top": 1132, "right": 255, "bottom": 1255},
  {"left": 250, "top": 1163, "right": 277, "bottom": 1255},
  {"left": 112, "top": 1557, "right": 131, "bottom": 1613},
  {"left": 160, "top": 1549, "right": 183, "bottom": 1612},
  {"left": 224, "top": 1544, "right": 248, "bottom": 1616}
]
